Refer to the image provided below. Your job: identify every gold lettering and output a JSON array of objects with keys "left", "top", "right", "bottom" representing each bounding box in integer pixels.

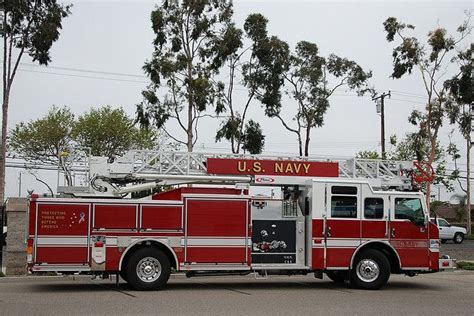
[
  {"left": 285, "top": 163, "right": 294, "bottom": 173},
  {"left": 303, "top": 164, "right": 310, "bottom": 174},
  {"left": 238, "top": 161, "right": 247, "bottom": 172},
  {"left": 253, "top": 162, "right": 262, "bottom": 173},
  {"left": 275, "top": 162, "right": 283, "bottom": 173},
  {"left": 293, "top": 163, "right": 301, "bottom": 173}
]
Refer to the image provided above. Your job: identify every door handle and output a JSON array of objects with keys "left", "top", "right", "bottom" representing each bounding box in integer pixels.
[
  {"left": 326, "top": 226, "right": 332, "bottom": 238},
  {"left": 391, "top": 228, "right": 395, "bottom": 238}
]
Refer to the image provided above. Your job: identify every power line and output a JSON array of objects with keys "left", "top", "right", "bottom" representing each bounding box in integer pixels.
[
  {"left": 17, "top": 68, "right": 148, "bottom": 84},
  {"left": 16, "top": 61, "right": 434, "bottom": 104},
  {"left": 19, "top": 61, "right": 146, "bottom": 78}
]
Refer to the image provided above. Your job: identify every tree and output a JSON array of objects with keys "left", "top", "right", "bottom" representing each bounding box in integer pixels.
[
  {"left": 137, "top": 0, "right": 238, "bottom": 152},
  {"left": 72, "top": 106, "right": 155, "bottom": 158},
  {"left": 445, "top": 46, "right": 473, "bottom": 235},
  {"left": 263, "top": 40, "right": 372, "bottom": 156},
  {"left": 356, "top": 150, "right": 381, "bottom": 159},
  {"left": 214, "top": 13, "right": 287, "bottom": 154},
  {"left": 9, "top": 106, "right": 157, "bottom": 187},
  {"left": 0, "top": 0, "right": 71, "bottom": 201},
  {"left": 383, "top": 15, "right": 472, "bottom": 207},
  {"left": 9, "top": 106, "right": 75, "bottom": 185},
  {"left": 390, "top": 133, "right": 455, "bottom": 193}
]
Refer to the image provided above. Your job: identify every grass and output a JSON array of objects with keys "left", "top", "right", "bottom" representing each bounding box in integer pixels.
[
  {"left": 0, "top": 271, "right": 4, "bottom": 277},
  {"left": 456, "top": 261, "right": 474, "bottom": 270}
]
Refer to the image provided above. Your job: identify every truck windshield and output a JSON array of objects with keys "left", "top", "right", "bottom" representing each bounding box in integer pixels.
[{"left": 394, "top": 198, "right": 424, "bottom": 221}]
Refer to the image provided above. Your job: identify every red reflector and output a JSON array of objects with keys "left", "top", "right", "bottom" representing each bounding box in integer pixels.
[
  {"left": 94, "top": 242, "right": 104, "bottom": 247},
  {"left": 442, "top": 261, "right": 449, "bottom": 267}
]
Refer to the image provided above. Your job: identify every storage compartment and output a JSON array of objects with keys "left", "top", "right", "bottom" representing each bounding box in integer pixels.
[
  {"left": 141, "top": 205, "right": 182, "bottom": 231},
  {"left": 93, "top": 204, "right": 137, "bottom": 230}
]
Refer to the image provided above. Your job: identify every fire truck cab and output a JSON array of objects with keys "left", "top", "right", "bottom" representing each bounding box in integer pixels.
[{"left": 26, "top": 151, "right": 451, "bottom": 290}]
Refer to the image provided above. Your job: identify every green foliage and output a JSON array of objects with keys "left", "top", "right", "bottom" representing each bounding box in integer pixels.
[
  {"left": 286, "top": 44, "right": 372, "bottom": 156},
  {"left": 9, "top": 106, "right": 75, "bottom": 163},
  {"left": 9, "top": 106, "right": 75, "bottom": 184},
  {"left": 214, "top": 13, "right": 285, "bottom": 154},
  {"left": 1, "top": 0, "right": 72, "bottom": 65},
  {"left": 241, "top": 120, "right": 265, "bottom": 154},
  {"left": 72, "top": 106, "right": 154, "bottom": 158},
  {"left": 9, "top": 106, "right": 157, "bottom": 182},
  {"left": 389, "top": 132, "right": 455, "bottom": 191},
  {"left": 356, "top": 151, "right": 381, "bottom": 159},
  {"left": 383, "top": 15, "right": 471, "bottom": 204},
  {"left": 139, "top": 0, "right": 238, "bottom": 151},
  {"left": 456, "top": 261, "right": 474, "bottom": 270}
]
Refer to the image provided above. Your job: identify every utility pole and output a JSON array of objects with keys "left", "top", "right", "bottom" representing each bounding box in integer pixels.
[{"left": 373, "top": 91, "right": 391, "bottom": 159}]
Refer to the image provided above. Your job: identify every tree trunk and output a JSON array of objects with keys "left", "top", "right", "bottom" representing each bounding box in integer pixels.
[
  {"left": 466, "top": 138, "right": 472, "bottom": 235},
  {"left": 0, "top": 86, "right": 10, "bottom": 203},
  {"left": 186, "top": 63, "right": 193, "bottom": 152},
  {"left": 304, "top": 126, "right": 311, "bottom": 157}
]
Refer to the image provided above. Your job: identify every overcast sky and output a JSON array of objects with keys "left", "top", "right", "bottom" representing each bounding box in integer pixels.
[{"left": 3, "top": 0, "right": 472, "bottom": 199}]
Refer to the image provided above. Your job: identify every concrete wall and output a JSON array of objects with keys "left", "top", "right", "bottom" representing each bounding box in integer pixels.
[{"left": 4, "top": 198, "right": 28, "bottom": 275}]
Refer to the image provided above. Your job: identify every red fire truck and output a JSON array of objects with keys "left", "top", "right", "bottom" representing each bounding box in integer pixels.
[{"left": 26, "top": 151, "right": 454, "bottom": 290}]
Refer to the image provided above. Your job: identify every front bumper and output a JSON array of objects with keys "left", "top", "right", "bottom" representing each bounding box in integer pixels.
[{"left": 439, "top": 256, "right": 456, "bottom": 270}]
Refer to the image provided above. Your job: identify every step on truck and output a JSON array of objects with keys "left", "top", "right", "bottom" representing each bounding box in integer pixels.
[{"left": 26, "top": 151, "right": 454, "bottom": 290}]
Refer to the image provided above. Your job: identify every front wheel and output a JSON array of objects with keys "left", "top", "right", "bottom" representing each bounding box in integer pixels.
[
  {"left": 350, "top": 249, "right": 390, "bottom": 290},
  {"left": 125, "top": 247, "right": 171, "bottom": 291},
  {"left": 453, "top": 233, "right": 464, "bottom": 244}
]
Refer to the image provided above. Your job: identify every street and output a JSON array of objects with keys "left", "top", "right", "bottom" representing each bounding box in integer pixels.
[
  {"left": 441, "top": 239, "right": 474, "bottom": 260},
  {"left": 0, "top": 271, "right": 473, "bottom": 315}
]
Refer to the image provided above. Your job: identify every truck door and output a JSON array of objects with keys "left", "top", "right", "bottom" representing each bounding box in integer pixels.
[
  {"left": 360, "top": 186, "right": 389, "bottom": 241},
  {"left": 389, "top": 196, "right": 429, "bottom": 268},
  {"left": 184, "top": 197, "right": 250, "bottom": 267},
  {"left": 325, "top": 184, "right": 361, "bottom": 269},
  {"left": 437, "top": 218, "right": 451, "bottom": 239}
]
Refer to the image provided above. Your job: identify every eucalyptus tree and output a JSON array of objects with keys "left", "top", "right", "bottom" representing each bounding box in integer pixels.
[
  {"left": 383, "top": 15, "right": 472, "bottom": 206},
  {"left": 0, "top": 0, "right": 71, "bottom": 201},
  {"left": 445, "top": 46, "right": 473, "bottom": 234},
  {"left": 263, "top": 41, "right": 372, "bottom": 157},
  {"left": 137, "top": 0, "right": 239, "bottom": 152},
  {"left": 214, "top": 13, "right": 287, "bottom": 154}
]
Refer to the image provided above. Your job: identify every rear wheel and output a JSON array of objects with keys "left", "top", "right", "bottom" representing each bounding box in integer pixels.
[
  {"left": 326, "top": 271, "right": 347, "bottom": 283},
  {"left": 453, "top": 233, "right": 464, "bottom": 244},
  {"left": 350, "top": 249, "right": 390, "bottom": 290},
  {"left": 125, "top": 247, "right": 171, "bottom": 291}
]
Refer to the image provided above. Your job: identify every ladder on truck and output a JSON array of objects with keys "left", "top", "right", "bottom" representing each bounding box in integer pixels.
[{"left": 57, "top": 150, "right": 432, "bottom": 196}]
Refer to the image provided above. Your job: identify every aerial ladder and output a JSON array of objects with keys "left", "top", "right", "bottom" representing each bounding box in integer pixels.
[{"left": 56, "top": 150, "right": 434, "bottom": 198}]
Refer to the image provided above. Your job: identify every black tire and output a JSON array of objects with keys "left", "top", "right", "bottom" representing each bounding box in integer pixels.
[
  {"left": 440, "top": 239, "right": 447, "bottom": 244},
  {"left": 125, "top": 247, "right": 171, "bottom": 291},
  {"left": 350, "top": 249, "right": 390, "bottom": 290},
  {"left": 453, "top": 233, "right": 464, "bottom": 244},
  {"left": 326, "top": 271, "right": 347, "bottom": 283},
  {"left": 119, "top": 269, "right": 128, "bottom": 282}
]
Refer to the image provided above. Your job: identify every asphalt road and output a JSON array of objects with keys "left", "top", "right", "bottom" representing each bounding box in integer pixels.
[
  {"left": 441, "top": 239, "right": 474, "bottom": 260},
  {"left": 0, "top": 271, "right": 473, "bottom": 316}
]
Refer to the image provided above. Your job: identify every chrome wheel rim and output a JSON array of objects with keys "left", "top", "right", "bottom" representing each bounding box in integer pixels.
[
  {"left": 456, "top": 235, "right": 463, "bottom": 243},
  {"left": 136, "top": 257, "right": 162, "bottom": 283},
  {"left": 356, "top": 259, "right": 380, "bottom": 283}
]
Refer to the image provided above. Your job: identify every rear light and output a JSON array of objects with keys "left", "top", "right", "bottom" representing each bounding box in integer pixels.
[
  {"left": 442, "top": 261, "right": 450, "bottom": 267},
  {"left": 27, "top": 239, "right": 33, "bottom": 263}
]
